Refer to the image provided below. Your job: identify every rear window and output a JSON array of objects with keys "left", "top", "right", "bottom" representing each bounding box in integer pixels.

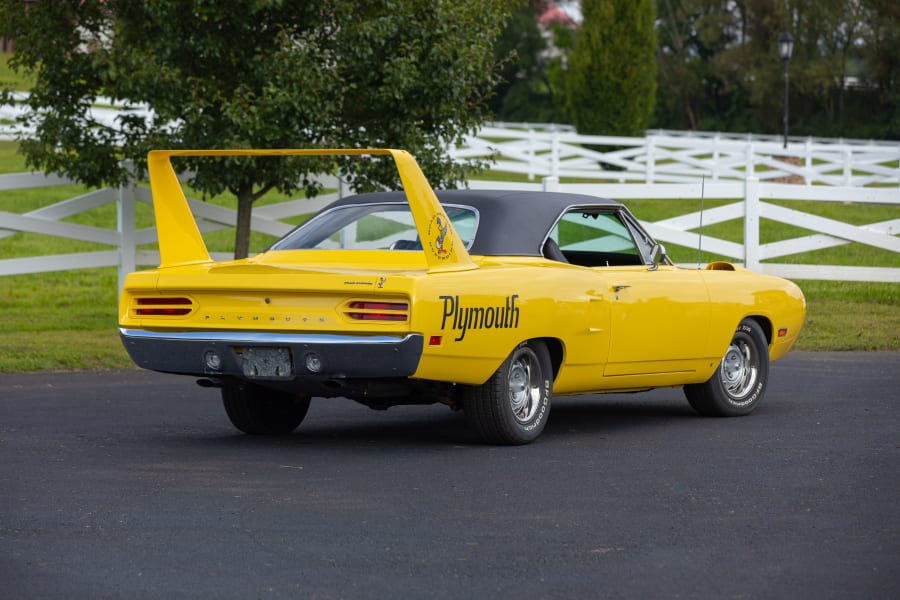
[{"left": 270, "top": 202, "right": 478, "bottom": 251}]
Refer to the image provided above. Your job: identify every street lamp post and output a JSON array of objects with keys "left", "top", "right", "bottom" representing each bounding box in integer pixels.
[{"left": 777, "top": 31, "right": 794, "bottom": 149}]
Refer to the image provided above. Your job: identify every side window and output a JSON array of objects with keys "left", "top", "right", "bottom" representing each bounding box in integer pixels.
[{"left": 550, "top": 209, "right": 642, "bottom": 267}]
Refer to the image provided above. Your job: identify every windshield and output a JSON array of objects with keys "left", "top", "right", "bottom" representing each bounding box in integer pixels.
[{"left": 270, "top": 202, "right": 478, "bottom": 251}]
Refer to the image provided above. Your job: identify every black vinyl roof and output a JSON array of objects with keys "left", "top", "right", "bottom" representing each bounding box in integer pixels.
[{"left": 323, "top": 189, "right": 624, "bottom": 256}]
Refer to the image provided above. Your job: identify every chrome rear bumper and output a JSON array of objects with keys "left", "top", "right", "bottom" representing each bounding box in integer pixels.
[{"left": 119, "top": 328, "right": 423, "bottom": 380}]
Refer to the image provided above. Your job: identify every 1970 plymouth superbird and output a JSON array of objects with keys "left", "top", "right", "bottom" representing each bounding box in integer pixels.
[{"left": 120, "top": 149, "right": 805, "bottom": 444}]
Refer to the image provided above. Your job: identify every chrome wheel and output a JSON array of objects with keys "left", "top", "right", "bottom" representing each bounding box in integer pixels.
[
  {"left": 508, "top": 347, "right": 543, "bottom": 423},
  {"left": 720, "top": 338, "right": 759, "bottom": 403}
]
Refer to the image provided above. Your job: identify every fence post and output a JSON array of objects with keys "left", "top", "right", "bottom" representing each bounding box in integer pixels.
[
  {"left": 337, "top": 171, "right": 345, "bottom": 199},
  {"left": 645, "top": 136, "right": 655, "bottom": 184},
  {"left": 712, "top": 133, "right": 720, "bottom": 181},
  {"left": 743, "top": 176, "right": 760, "bottom": 272},
  {"left": 843, "top": 149, "right": 853, "bottom": 186},
  {"left": 745, "top": 143, "right": 755, "bottom": 179},
  {"left": 804, "top": 137, "right": 813, "bottom": 185},
  {"left": 542, "top": 176, "right": 559, "bottom": 192},
  {"left": 117, "top": 178, "right": 136, "bottom": 293},
  {"left": 550, "top": 129, "right": 560, "bottom": 179},
  {"left": 527, "top": 128, "right": 535, "bottom": 181}
]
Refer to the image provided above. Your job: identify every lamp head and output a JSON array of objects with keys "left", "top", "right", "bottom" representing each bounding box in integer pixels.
[{"left": 777, "top": 31, "right": 794, "bottom": 61}]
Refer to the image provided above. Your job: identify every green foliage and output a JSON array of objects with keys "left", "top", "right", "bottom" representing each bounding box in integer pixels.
[
  {"left": 489, "top": 2, "right": 571, "bottom": 123},
  {"left": 565, "top": 0, "right": 657, "bottom": 136},
  {"left": 487, "top": 1, "right": 897, "bottom": 139},
  {"left": 654, "top": 0, "right": 900, "bottom": 139},
  {"left": 0, "top": 0, "right": 516, "bottom": 257}
]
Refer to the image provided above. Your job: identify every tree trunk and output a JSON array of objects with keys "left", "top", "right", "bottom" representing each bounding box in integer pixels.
[{"left": 234, "top": 183, "right": 254, "bottom": 260}]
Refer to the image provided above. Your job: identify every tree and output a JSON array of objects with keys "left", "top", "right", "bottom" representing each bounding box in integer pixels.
[
  {"left": 489, "top": 1, "right": 574, "bottom": 123},
  {"left": 655, "top": 0, "right": 739, "bottom": 130},
  {"left": 857, "top": 0, "right": 899, "bottom": 138},
  {"left": 653, "top": 0, "right": 897, "bottom": 139},
  {"left": 489, "top": 2, "right": 547, "bottom": 120},
  {"left": 0, "top": 0, "right": 515, "bottom": 258},
  {"left": 565, "top": 0, "right": 657, "bottom": 136}
]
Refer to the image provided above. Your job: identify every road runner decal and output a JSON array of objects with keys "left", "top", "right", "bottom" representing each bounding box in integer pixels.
[
  {"left": 427, "top": 213, "right": 452, "bottom": 260},
  {"left": 439, "top": 294, "right": 520, "bottom": 341}
]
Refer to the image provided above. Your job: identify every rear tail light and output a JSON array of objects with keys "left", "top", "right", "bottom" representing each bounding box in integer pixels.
[
  {"left": 135, "top": 297, "right": 193, "bottom": 316},
  {"left": 346, "top": 301, "right": 408, "bottom": 322}
]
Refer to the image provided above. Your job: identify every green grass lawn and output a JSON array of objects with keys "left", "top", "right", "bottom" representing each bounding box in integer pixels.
[{"left": 0, "top": 51, "right": 34, "bottom": 91}]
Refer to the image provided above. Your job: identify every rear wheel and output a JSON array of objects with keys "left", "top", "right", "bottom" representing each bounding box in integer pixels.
[
  {"left": 685, "top": 319, "right": 769, "bottom": 417},
  {"left": 464, "top": 341, "right": 552, "bottom": 445},
  {"left": 222, "top": 381, "right": 311, "bottom": 434}
]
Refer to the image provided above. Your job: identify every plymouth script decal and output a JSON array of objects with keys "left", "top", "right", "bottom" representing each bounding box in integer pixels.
[{"left": 440, "top": 294, "right": 520, "bottom": 341}]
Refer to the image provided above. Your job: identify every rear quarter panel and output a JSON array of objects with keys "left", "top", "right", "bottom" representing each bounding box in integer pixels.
[{"left": 410, "top": 259, "right": 608, "bottom": 386}]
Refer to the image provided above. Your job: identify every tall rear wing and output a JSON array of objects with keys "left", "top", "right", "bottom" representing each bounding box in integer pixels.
[{"left": 147, "top": 148, "right": 476, "bottom": 272}]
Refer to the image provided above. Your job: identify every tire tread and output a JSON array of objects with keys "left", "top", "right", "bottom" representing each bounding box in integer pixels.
[{"left": 222, "top": 382, "right": 310, "bottom": 434}]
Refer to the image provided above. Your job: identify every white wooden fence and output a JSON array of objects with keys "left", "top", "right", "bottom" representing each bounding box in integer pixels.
[
  {"left": 1, "top": 168, "right": 897, "bottom": 288},
  {"left": 0, "top": 92, "right": 158, "bottom": 143},
  {"left": 453, "top": 123, "right": 900, "bottom": 187},
  {"left": 1, "top": 108, "right": 897, "bottom": 285}
]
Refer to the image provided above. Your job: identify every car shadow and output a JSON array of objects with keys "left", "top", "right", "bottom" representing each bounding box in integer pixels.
[{"left": 189, "top": 390, "right": 699, "bottom": 448}]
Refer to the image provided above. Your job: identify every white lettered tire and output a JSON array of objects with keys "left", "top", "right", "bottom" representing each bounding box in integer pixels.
[
  {"left": 684, "top": 319, "right": 770, "bottom": 417},
  {"left": 464, "top": 341, "right": 552, "bottom": 444}
]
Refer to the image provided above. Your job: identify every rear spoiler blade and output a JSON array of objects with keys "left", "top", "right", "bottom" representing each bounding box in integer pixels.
[{"left": 146, "top": 148, "right": 476, "bottom": 272}]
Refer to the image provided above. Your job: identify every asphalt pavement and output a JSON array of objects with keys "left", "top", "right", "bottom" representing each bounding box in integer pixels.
[{"left": 1, "top": 351, "right": 898, "bottom": 599}]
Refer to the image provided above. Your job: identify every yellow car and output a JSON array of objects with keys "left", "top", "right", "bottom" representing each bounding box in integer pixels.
[{"left": 119, "top": 149, "right": 806, "bottom": 444}]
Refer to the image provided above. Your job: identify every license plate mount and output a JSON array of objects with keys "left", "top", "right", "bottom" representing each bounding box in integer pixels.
[{"left": 241, "top": 347, "right": 293, "bottom": 378}]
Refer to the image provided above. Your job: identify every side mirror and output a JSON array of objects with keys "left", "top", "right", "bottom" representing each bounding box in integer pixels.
[{"left": 648, "top": 243, "right": 667, "bottom": 270}]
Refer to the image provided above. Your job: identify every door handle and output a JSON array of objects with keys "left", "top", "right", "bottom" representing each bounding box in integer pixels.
[{"left": 613, "top": 284, "right": 631, "bottom": 292}]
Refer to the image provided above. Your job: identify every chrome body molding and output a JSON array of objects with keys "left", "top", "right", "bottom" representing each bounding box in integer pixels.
[{"left": 119, "top": 328, "right": 424, "bottom": 380}]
